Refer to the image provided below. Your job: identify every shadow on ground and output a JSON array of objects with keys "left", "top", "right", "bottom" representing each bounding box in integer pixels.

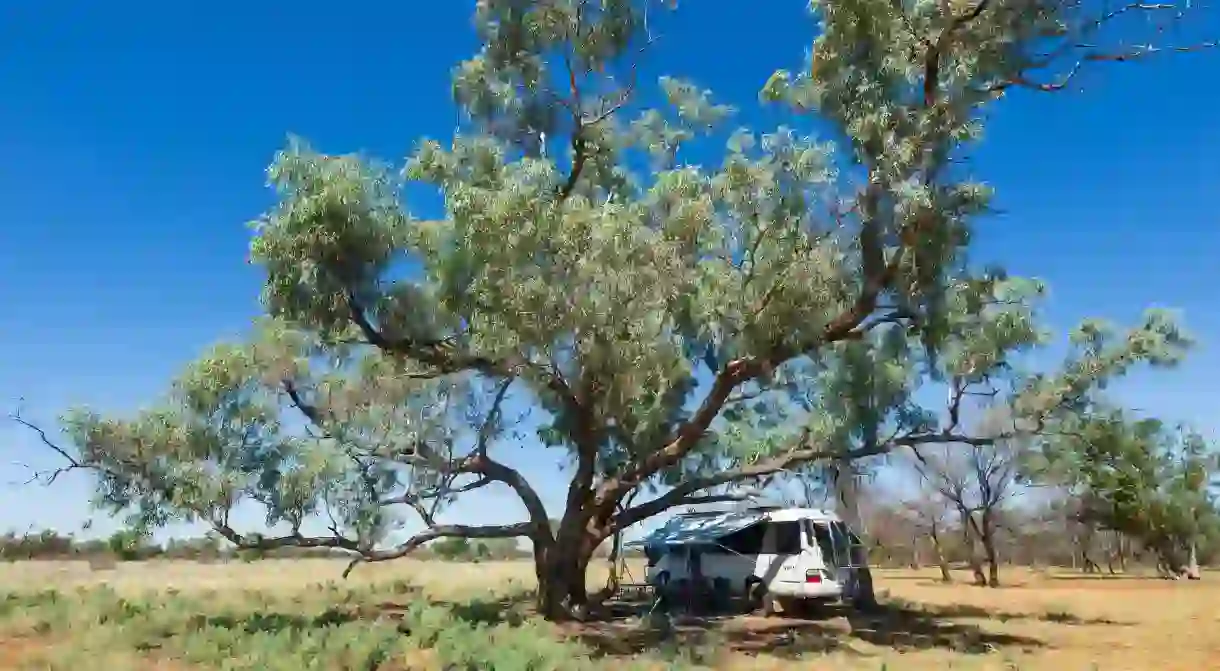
[
  {"left": 391, "top": 590, "right": 1108, "bottom": 661},
  {"left": 880, "top": 598, "right": 1128, "bottom": 626},
  {"left": 565, "top": 595, "right": 1105, "bottom": 662},
  {"left": 158, "top": 587, "right": 1122, "bottom": 664}
]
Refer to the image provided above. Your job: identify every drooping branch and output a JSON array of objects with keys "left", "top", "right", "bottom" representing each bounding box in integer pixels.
[{"left": 342, "top": 521, "right": 536, "bottom": 578}]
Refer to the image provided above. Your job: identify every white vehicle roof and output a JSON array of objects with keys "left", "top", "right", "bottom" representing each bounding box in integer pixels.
[{"left": 629, "top": 505, "right": 843, "bottom": 548}]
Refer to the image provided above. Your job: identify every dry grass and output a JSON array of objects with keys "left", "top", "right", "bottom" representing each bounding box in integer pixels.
[{"left": 0, "top": 559, "right": 1217, "bottom": 669}]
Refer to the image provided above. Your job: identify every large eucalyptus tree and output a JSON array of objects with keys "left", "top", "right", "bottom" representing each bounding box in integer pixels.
[{"left": 20, "top": 0, "right": 1214, "bottom": 620}]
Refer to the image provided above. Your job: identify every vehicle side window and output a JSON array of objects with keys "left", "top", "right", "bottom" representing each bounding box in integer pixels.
[
  {"left": 829, "top": 521, "right": 852, "bottom": 566},
  {"left": 763, "top": 521, "right": 802, "bottom": 555},
  {"left": 714, "top": 523, "right": 766, "bottom": 554},
  {"left": 811, "top": 522, "right": 835, "bottom": 564}
]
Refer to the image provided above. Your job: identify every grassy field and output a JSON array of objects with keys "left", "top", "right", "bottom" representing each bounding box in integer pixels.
[{"left": 0, "top": 559, "right": 1217, "bottom": 670}]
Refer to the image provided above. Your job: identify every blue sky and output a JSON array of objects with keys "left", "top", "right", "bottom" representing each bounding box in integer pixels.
[{"left": 1, "top": 2, "right": 1218, "bottom": 542}]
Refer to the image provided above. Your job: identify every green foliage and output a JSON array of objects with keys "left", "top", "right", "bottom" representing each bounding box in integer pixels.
[
  {"left": 105, "top": 528, "right": 150, "bottom": 561},
  {"left": 432, "top": 536, "right": 473, "bottom": 561},
  {"left": 1036, "top": 413, "right": 1220, "bottom": 571}
]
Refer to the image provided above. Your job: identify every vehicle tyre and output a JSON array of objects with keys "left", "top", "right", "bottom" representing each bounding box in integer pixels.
[
  {"left": 745, "top": 579, "right": 768, "bottom": 614},
  {"left": 672, "top": 578, "right": 691, "bottom": 610},
  {"left": 850, "top": 567, "right": 879, "bottom": 612},
  {"left": 761, "top": 593, "right": 780, "bottom": 617},
  {"left": 777, "top": 596, "right": 810, "bottom": 619}
]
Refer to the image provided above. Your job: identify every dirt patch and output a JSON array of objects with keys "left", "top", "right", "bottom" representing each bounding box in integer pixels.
[{"left": 0, "top": 635, "right": 49, "bottom": 668}]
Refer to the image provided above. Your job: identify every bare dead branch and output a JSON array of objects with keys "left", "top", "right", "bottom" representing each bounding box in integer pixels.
[{"left": 7, "top": 410, "right": 85, "bottom": 486}]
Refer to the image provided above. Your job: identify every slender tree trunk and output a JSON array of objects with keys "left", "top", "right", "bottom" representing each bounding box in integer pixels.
[
  {"left": 1185, "top": 540, "right": 1201, "bottom": 580},
  {"left": 960, "top": 508, "right": 986, "bottom": 586},
  {"left": 603, "top": 528, "right": 623, "bottom": 597},
  {"left": 1078, "top": 526, "right": 1099, "bottom": 574},
  {"left": 929, "top": 523, "right": 952, "bottom": 583},
  {"left": 981, "top": 522, "right": 1000, "bottom": 588}
]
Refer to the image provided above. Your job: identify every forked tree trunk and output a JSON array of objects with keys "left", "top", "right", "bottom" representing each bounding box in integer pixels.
[{"left": 974, "top": 513, "right": 1000, "bottom": 588}]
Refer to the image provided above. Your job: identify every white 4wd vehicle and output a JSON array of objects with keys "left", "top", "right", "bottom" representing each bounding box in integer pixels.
[{"left": 637, "top": 505, "right": 870, "bottom": 614}]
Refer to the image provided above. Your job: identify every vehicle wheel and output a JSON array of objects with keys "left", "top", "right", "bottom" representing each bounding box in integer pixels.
[
  {"left": 777, "top": 597, "right": 810, "bottom": 619},
  {"left": 746, "top": 580, "right": 768, "bottom": 614},
  {"left": 850, "top": 567, "right": 879, "bottom": 612}
]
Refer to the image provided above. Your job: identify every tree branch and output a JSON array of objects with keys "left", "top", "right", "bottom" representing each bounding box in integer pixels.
[
  {"left": 613, "top": 435, "right": 894, "bottom": 530},
  {"left": 986, "top": 2, "right": 1217, "bottom": 94},
  {"left": 7, "top": 409, "right": 87, "bottom": 485},
  {"left": 342, "top": 521, "right": 535, "bottom": 578}
]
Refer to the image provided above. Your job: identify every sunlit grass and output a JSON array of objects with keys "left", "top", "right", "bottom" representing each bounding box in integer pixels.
[{"left": 0, "top": 560, "right": 1217, "bottom": 670}]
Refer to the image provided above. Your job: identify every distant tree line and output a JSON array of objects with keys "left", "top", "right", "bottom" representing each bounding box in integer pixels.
[
  {"left": 0, "top": 529, "right": 346, "bottom": 562},
  {"left": 0, "top": 527, "right": 637, "bottom": 564}
]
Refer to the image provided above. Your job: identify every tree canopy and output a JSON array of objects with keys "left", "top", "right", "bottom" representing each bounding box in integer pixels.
[{"left": 16, "top": 0, "right": 1217, "bottom": 619}]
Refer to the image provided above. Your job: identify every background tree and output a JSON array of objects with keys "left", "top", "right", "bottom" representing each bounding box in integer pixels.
[
  {"left": 14, "top": 0, "right": 1216, "bottom": 621},
  {"left": 432, "top": 537, "right": 474, "bottom": 561},
  {"left": 1034, "top": 412, "right": 1220, "bottom": 578},
  {"left": 902, "top": 472, "right": 960, "bottom": 583},
  {"left": 908, "top": 437, "right": 1022, "bottom": 586}
]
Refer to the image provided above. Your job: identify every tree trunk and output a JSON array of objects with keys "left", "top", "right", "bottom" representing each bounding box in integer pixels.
[
  {"left": 929, "top": 522, "right": 952, "bottom": 583},
  {"left": 602, "top": 528, "right": 624, "bottom": 597},
  {"left": 960, "top": 509, "right": 986, "bottom": 586},
  {"left": 980, "top": 519, "right": 1000, "bottom": 588},
  {"left": 833, "top": 462, "right": 877, "bottom": 609},
  {"left": 1184, "top": 540, "right": 1201, "bottom": 580},
  {"left": 535, "top": 541, "right": 596, "bottom": 621},
  {"left": 1081, "top": 547, "right": 1100, "bottom": 574},
  {"left": 967, "top": 511, "right": 1000, "bottom": 588}
]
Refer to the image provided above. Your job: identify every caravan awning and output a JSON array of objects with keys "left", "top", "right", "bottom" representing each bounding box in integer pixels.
[{"left": 628, "top": 509, "right": 766, "bottom": 547}]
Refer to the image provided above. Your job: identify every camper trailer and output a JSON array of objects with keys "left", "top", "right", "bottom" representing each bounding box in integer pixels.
[{"left": 635, "top": 505, "right": 869, "bottom": 614}]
